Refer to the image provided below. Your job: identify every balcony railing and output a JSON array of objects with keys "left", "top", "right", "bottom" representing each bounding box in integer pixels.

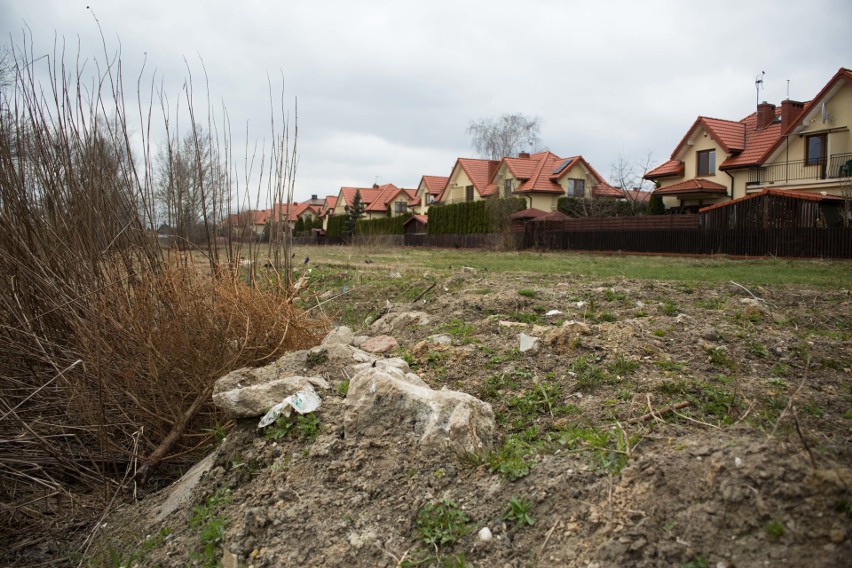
[{"left": 748, "top": 152, "right": 852, "bottom": 185}]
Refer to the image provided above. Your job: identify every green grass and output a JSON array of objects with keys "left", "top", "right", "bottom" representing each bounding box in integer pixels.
[
  {"left": 291, "top": 247, "right": 852, "bottom": 288},
  {"left": 416, "top": 499, "right": 472, "bottom": 548}
]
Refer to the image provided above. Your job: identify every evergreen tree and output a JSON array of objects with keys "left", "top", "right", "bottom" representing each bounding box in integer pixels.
[
  {"left": 648, "top": 193, "right": 665, "bottom": 215},
  {"left": 344, "top": 189, "right": 365, "bottom": 235}
]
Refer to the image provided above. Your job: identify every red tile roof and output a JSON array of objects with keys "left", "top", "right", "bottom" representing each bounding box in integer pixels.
[
  {"left": 645, "top": 160, "right": 684, "bottom": 180},
  {"left": 698, "top": 188, "right": 844, "bottom": 213},
  {"left": 404, "top": 214, "right": 429, "bottom": 226},
  {"left": 458, "top": 158, "right": 501, "bottom": 197},
  {"left": 592, "top": 181, "right": 625, "bottom": 198},
  {"left": 321, "top": 195, "right": 338, "bottom": 217},
  {"left": 653, "top": 178, "right": 727, "bottom": 196},
  {"left": 420, "top": 176, "right": 449, "bottom": 195},
  {"left": 510, "top": 208, "right": 548, "bottom": 220},
  {"left": 719, "top": 108, "right": 783, "bottom": 169},
  {"left": 753, "top": 67, "right": 852, "bottom": 166}
]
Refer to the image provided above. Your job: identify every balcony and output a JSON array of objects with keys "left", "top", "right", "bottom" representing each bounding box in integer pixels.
[{"left": 747, "top": 152, "right": 852, "bottom": 186}]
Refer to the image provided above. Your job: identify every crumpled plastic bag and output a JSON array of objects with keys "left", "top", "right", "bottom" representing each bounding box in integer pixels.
[{"left": 258, "top": 389, "right": 322, "bottom": 428}]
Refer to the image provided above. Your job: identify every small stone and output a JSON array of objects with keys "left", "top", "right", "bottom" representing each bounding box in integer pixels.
[
  {"left": 360, "top": 335, "right": 399, "bottom": 353},
  {"left": 428, "top": 334, "right": 452, "bottom": 346},
  {"left": 700, "top": 327, "right": 719, "bottom": 341},
  {"left": 478, "top": 527, "right": 493, "bottom": 542},
  {"left": 734, "top": 457, "right": 743, "bottom": 468},
  {"left": 829, "top": 527, "right": 846, "bottom": 543}
]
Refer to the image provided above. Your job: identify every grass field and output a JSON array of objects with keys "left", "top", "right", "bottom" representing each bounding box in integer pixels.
[{"left": 289, "top": 245, "right": 852, "bottom": 288}]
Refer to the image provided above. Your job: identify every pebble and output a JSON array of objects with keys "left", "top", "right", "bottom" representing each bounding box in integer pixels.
[{"left": 478, "top": 527, "right": 493, "bottom": 542}]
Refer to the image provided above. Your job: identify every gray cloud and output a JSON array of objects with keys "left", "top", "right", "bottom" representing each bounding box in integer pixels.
[{"left": 1, "top": 0, "right": 849, "bottom": 201}]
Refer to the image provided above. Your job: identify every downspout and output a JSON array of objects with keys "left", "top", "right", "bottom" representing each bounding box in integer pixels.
[{"left": 725, "top": 169, "right": 735, "bottom": 200}]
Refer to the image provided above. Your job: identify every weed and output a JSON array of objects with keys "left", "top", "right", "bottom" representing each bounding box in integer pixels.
[
  {"left": 597, "top": 311, "right": 617, "bottom": 323},
  {"left": 549, "top": 424, "right": 632, "bottom": 473},
  {"left": 603, "top": 289, "right": 627, "bottom": 302},
  {"left": 306, "top": 348, "right": 328, "bottom": 368},
  {"left": 765, "top": 520, "right": 785, "bottom": 540},
  {"left": 653, "top": 329, "right": 667, "bottom": 338},
  {"left": 634, "top": 310, "right": 648, "bottom": 318},
  {"left": 517, "top": 289, "right": 538, "bottom": 298},
  {"left": 802, "top": 402, "right": 824, "bottom": 418},
  {"left": 570, "top": 355, "right": 611, "bottom": 391},
  {"left": 771, "top": 363, "right": 790, "bottom": 377},
  {"left": 506, "top": 380, "right": 564, "bottom": 422},
  {"left": 416, "top": 499, "right": 471, "bottom": 548},
  {"left": 189, "top": 489, "right": 230, "bottom": 567},
  {"left": 767, "top": 377, "right": 788, "bottom": 388},
  {"left": 681, "top": 557, "right": 709, "bottom": 568},
  {"left": 337, "top": 379, "right": 350, "bottom": 397},
  {"left": 749, "top": 341, "right": 769, "bottom": 358},
  {"left": 705, "top": 346, "right": 737, "bottom": 371},
  {"left": 656, "top": 359, "right": 687, "bottom": 373},
  {"left": 696, "top": 297, "right": 725, "bottom": 310},
  {"left": 512, "top": 311, "right": 542, "bottom": 325},
  {"left": 502, "top": 495, "right": 535, "bottom": 527},
  {"left": 608, "top": 355, "right": 639, "bottom": 377},
  {"left": 660, "top": 301, "right": 679, "bottom": 317},
  {"left": 443, "top": 319, "right": 475, "bottom": 342},
  {"left": 264, "top": 413, "right": 320, "bottom": 443},
  {"left": 488, "top": 435, "right": 534, "bottom": 481}
]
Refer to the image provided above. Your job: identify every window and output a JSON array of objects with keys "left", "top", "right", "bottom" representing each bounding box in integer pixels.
[
  {"left": 566, "top": 179, "right": 585, "bottom": 198},
  {"left": 503, "top": 178, "right": 513, "bottom": 196},
  {"left": 394, "top": 201, "right": 407, "bottom": 214},
  {"left": 465, "top": 185, "right": 474, "bottom": 201},
  {"left": 805, "top": 134, "right": 826, "bottom": 165},
  {"left": 427, "top": 194, "right": 434, "bottom": 204},
  {"left": 697, "top": 149, "right": 716, "bottom": 176}
]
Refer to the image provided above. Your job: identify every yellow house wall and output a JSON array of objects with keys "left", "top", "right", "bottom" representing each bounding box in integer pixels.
[
  {"left": 779, "top": 85, "right": 852, "bottom": 168},
  {"left": 558, "top": 163, "right": 595, "bottom": 196},
  {"left": 527, "top": 193, "right": 558, "bottom": 211},
  {"left": 681, "top": 127, "right": 728, "bottom": 184},
  {"left": 442, "top": 167, "right": 480, "bottom": 202}
]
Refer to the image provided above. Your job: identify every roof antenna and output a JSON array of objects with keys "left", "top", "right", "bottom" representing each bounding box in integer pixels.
[{"left": 755, "top": 71, "right": 765, "bottom": 107}]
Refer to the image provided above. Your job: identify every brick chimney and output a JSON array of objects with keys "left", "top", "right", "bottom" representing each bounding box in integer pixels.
[
  {"left": 780, "top": 99, "right": 805, "bottom": 131},
  {"left": 756, "top": 101, "right": 776, "bottom": 130},
  {"left": 519, "top": 151, "right": 530, "bottom": 159}
]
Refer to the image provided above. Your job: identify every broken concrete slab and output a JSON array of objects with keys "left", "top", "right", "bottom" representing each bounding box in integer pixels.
[
  {"left": 344, "top": 368, "right": 494, "bottom": 453},
  {"left": 519, "top": 333, "right": 540, "bottom": 353},
  {"left": 360, "top": 335, "right": 399, "bottom": 354},
  {"left": 369, "top": 311, "right": 431, "bottom": 335},
  {"left": 213, "top": 373, "right": 329, "bottom": 418},
  {"left": 155, "top": 451, "right": 217, "bottom": 522},
  {"left": 321, "top": 326, "right": 355, "bottom": 347}
]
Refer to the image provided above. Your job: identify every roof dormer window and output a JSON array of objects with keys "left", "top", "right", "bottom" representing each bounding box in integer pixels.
[{"left": 697, "top": 149, "right": 716, "bottom": 176}]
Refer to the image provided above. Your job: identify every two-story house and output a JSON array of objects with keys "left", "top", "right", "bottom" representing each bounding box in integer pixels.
[
  {"left": 331, "top": 183, "right": 418, "bottom": 220},
  {"left": 413, "top": 175, "right": 448, "bottom": 215},
  {"left": 436, "top": 152, "right": 621, "bottom": 212},
  {"left": 647, "top": 67, "right": 852, "bottom": 212}
]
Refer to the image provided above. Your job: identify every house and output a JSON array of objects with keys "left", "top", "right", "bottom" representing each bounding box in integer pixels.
[
  {"left": 331, "top": 183, "right": 418, "bottom": 220},
  {"left": 413, "top": 175, "right": 448, "bottom": 214},
  {"left": 436, "top": 151, "right": 620, "bottom": 212},
  {"left": 319, "top": 195, "right": 338, "bottom": 230},
  {"left": 647, "top": 67, "right": 852, "bottom": 213}
]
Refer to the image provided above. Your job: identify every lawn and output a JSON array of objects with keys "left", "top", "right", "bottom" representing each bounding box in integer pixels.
[{"left": 291, "top": 245, "right": 852, "bottom": 288}]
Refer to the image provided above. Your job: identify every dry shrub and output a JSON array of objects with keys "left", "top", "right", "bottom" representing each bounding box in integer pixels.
[{"left": 0, "top": 33, "right": 309, "bottom": 564}]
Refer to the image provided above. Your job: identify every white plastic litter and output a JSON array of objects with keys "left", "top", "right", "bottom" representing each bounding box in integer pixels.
[
  {"left": 545, "top": 309, "right": 563, "bottom": 316},
  {"left": 258, "top": 389, "right": 322, "bottom": 428}
]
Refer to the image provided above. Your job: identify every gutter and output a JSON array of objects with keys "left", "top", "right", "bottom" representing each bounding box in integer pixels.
[{"left": 725, "top": 170, "right": 735, "bottom": 199}]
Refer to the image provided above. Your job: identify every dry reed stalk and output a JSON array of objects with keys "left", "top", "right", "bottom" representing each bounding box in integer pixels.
[{"left": 0, "top": 29, "right": 314, "bottom": 565}]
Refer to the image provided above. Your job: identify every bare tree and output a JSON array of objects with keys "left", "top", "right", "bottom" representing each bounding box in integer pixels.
[
  {"left": 154, "top": 125, "right": 226, "bottom": 244},
  {"left": 467, "top": 113, "right": 542, "bottom": 160},
  {"left": 610, "top": 150, "right": 655, "bottom": 214}
]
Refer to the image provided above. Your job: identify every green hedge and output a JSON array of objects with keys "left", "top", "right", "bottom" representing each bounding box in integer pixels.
[
  {"left": 427, "top": 198, "right": 526, "bottom": 234},
  {"left": 557, "top": 197, "right": 647, "bottom": 217},
  {"left": 355, "top": 213, "right": 411, "bottom": 236},
  {"left": 326, "top": 215, "right": 346, "bottom": 237}
]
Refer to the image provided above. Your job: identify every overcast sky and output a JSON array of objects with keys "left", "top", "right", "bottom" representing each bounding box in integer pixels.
[{"left": 1, "top": 0, "right": 850, "bottom": 204}]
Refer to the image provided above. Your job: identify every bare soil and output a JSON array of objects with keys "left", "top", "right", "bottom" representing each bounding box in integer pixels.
[{"left": 94, "top": 265, "right": 851, "bottom": 567}]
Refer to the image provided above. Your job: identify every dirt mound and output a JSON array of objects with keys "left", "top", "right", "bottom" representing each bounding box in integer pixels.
[{"left": 92, "top": 271, "right": 851, "bottom": 567}]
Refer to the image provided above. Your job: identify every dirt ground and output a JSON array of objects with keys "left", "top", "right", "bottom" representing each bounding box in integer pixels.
[{"left": 92, "top": 260, "right": 851, "bottom": 567}]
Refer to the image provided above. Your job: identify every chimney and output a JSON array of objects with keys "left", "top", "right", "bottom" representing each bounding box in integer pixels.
[
  {"left": 311, "top": 194, "right": 318, "bottom": 200},
  {"left": 519, "top": 151, "right": 530, "bottom": 159},
  {"left": 780, "top": 99, "right": 805, "bottom": 131},
  {"left": 756, "top": 101, "right": 776, "bottom": 130},
  {"left": 373, "top": 183, "right": 379, "bottom": 189}
]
